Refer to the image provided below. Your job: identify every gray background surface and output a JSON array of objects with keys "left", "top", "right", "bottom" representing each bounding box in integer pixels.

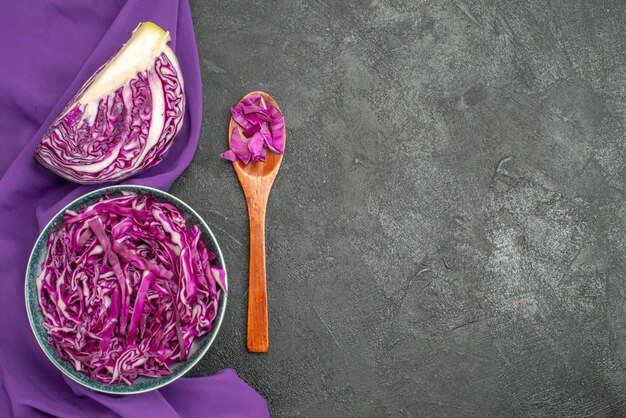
[{"left": 174, "top": 0, "right": 625, "bottom": 416}]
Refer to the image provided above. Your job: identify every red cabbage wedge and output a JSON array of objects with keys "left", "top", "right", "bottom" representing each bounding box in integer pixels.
[
  {"left": 35, "top": 22, "right": 185, "bottom": 184},
  {"left": 36, "top": 192, "right": 226, "bottom": 385}
]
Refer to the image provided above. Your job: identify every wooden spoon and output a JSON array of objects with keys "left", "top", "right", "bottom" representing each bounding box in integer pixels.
[{"left": 228, "top": 91, "right": 285, "bottom": 352}]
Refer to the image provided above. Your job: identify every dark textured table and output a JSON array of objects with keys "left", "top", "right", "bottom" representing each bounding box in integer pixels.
[{"left": 173, "top": 1, "right": 625, "bottom": 416}]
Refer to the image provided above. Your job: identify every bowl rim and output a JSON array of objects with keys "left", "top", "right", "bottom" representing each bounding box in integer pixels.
[{"left": 24, "top": 184, "right": 228, "bottom": 395}]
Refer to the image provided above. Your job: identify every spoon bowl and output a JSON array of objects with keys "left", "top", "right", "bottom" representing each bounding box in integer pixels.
[{"left": 229, "top": 91, "right": 284, "bottom": 179}]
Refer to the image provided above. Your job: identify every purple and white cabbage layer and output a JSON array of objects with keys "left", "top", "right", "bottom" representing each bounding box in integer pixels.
[
  {"left": 35, "top": 22, "right": 185, "bottom": 184},
  {"left": 36, "top": 193, "right": 226, "bottom": 385}
]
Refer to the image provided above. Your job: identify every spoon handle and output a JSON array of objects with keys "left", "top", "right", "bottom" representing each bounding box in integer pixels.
[{"left": 246, "top": 192, "right": 269, "bottom": 352}]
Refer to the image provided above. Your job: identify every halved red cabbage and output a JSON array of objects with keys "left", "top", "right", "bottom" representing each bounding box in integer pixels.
[
  {"left": 219, "top": 94, "right": 284, "bottom": 164},
  {"left": 36, "top": 192, "right": 226, "bottom": 385},
  {"left": 34, "top": 22, "right": 185, "bottom": 184}
]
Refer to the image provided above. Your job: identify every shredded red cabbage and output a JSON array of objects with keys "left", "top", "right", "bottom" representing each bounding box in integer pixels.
[
  {"left": 219, "top": 94, "right": 285, "bottom": 164},
  {"left": 36, "top": 192, "right": 226, "bottom": 385}
]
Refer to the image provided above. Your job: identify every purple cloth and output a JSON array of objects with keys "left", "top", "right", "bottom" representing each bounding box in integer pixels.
[{"left": 0, "top": 0, "right": 269, "bottom": 416}]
